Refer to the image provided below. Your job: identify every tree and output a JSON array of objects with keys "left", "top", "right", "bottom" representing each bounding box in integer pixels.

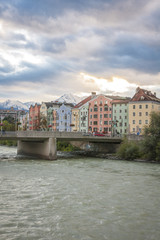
[
  {"left": 142, "top": 111, "right": 160, "bottom": 161},
  {"left": 116, "top": 137, "right": 141, "bottom": 160}
]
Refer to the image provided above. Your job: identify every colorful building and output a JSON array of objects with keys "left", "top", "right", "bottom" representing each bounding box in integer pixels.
[
  {"left": 29, "top": 103, "right": 41, "bottom": 130},
  {"left": 129, "top": 87, "right": 160, "bottom": 134},
  {"left": 112, "top": 98, "right": 130, "bottom": 136},
  {"left": 56, "top": 103, "right": 73, "bottom": 132},
  {"left": 71, "top": 92, "right": 97, "bottom": 132},
  {"left": 88, "top": 95, "right": 113, "bottom": 135}
]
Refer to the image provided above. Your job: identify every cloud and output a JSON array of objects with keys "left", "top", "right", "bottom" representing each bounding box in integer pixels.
[{"left": 0, "top": 0, "right": 160, "bottom": 101}]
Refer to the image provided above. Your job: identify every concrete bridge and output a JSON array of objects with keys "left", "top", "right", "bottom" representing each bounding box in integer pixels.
[{"left": 0, "top": 131, "right": 123, "bottom": 160}]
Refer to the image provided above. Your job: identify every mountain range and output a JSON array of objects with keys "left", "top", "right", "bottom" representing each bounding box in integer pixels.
[{"left": 0, "top": 94, "right": 82, "bottom": 111}]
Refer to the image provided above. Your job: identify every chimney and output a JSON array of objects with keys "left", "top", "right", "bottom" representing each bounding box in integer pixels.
[
  {"left": 136, "top": 87, "right": 140, "bottom": 93},
  {"left": 91, "top": 92, "right": 96, "bottom": 99}
]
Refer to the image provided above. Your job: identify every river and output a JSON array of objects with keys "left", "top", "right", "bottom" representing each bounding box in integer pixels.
[{"left": 0, "top": 145, "right": 160, "bottom": 240}]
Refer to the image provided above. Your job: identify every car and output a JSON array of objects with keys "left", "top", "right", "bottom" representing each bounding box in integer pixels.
[
  {"left": 93, "top": 132, "right": 105, "bottom": 137},
  {"left": 82, "top": 132, "right": 92, "bottom": 136}
]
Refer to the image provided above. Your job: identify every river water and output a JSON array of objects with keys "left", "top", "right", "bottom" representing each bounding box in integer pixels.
[{"left": 0, "top": 146, "right": 160, "bottom": 240}]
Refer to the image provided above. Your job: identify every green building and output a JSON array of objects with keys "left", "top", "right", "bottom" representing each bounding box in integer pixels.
[{"left": 112, "top": 99, "right": 130, "bottom": 136}]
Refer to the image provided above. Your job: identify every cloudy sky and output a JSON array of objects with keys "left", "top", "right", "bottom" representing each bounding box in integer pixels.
[{"left": 0, "top": 0, "right": 160, "bottom": 102}]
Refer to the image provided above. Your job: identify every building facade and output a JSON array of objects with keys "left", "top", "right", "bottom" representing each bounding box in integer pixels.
[
  {"left": 71, "top": 92, "right": 97, "bottom": 132},
  {"left": 56, "top": 103, "right": 73, "bottom": 132},
  {"left": 88, "top": 95, "right": 113, "bottom": 135},
  {"left": 112, "top": 99, "right": 130, "bottom": 136},
  {"left": 129, "top": 87, "right": 160, "bottom": 134},
  {"left": 29, "top": 104, "right": 41, "bottom": 130}
]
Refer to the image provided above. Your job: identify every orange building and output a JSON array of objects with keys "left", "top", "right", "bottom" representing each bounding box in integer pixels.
[{"left": 29, "top": 103, "right": 41, "bottom": 130}]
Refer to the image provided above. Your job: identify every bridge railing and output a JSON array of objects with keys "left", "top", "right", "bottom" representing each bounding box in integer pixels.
[{"left": 0, "top": 131, "right": 17, "bottom": 137}]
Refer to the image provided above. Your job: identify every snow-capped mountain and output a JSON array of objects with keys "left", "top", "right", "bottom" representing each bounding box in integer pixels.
[
  {"left": 0, "top": 99, "right": 29, "bottom": 111},
  {"left": 55, "top": 93, "right": 82, "bottom": 105},
  {"left": 0, "top": 94, "right": 83, "bottom": 111}
]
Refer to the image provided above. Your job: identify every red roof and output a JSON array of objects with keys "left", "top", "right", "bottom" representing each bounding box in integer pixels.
[
  {"left": 131, "top": 87, "right": 160, "bottom": 102},
  {"left": 73, "top": 95, "right": 93, "bottom": 109}
]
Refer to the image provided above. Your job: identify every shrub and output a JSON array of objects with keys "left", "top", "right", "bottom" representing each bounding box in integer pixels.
[{"left": 116, "top": 138, "right": 141, "bottom": 160}]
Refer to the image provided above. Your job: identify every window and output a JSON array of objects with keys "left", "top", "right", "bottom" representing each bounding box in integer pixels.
[
  {"left": 145, "top": 120, "right": 148, "bottom": 124},
  {"left": 104, "top": 121, "right": 108, "bottom": 125},
  {"left": 109, "top": 114, "right": 112, "bottom": 118},
  {"left": 104, "top": 106, "right": 108, "bottom": 111},
  {"left": 94, "top": 114, "right": 98, "bottom": 118},
  {"left": 120, "top": 110, "right": 122, "bottom": 113},
  {"left": 90, "top": 121, "right": 92, "bottom": 125},
  {"left": 133, "top": 120, "right": 135, "bottom": 124},
  {"left": 104, "top": 114, "right": 108, "bottom": 118},
  {"left": 133, "top": 105, "right": 136, "bottom": 109},
  {"left": 114, "top": 110, "right": 116, "bottom": 113},
  {"left": 145, "top": 112, "right": 148, "bottom": 116},
  {"left": 90, "top": 108, "right": 92, "bottom": 112},
  {"left": 100, "top": 114, "right": 102, "bottom": 118},
  {"left": 93, "top": 121, "right": 98, "bottom": 125},
  {"left": 145, "top": 105, "right": 148, "bottom": 109},
  {"left": 133, "top": 112, "right": 135, "bottom": 116},
  {"left": 90, "top": 115, "right": 92, "bottom": 119},
  {"left": 139, "top": 105, "right": 142, "bottom": 109},
  {"left": 139, "top": 120, "right": 142, "bottom": 124},
  {"left": 100, "top": 107, "right": 102, "bottom": 112},
  {"left": 104, "top": 127, "right": 108, "bottom": 132},
  {"left": 139, "top": 112, "right": 142, "bottom": 116},
  {"left": 94, "top": 107, "right": 98, "bottom": 112},
  {"left": 133, "top": 128, "right": 135, "bottom": 132}
]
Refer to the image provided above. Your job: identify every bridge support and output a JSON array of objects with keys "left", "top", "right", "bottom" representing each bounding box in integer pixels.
[{"left": 17, "top": 138, "right": 57, "bottom": 160}]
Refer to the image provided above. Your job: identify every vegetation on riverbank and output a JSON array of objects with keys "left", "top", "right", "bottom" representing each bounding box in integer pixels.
[
  {"left": 116, "top": 112, "right": 160, "bottom": 161},
  {"left": 0, "top": 140, "right": 17, "bottom": 147},
  {"left": 57, "top": 141, "right": 80, "bottom": 152}
]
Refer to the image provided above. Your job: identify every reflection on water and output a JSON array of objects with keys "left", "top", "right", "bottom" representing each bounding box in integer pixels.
[{"left": 0, "top": 146, "right": 160, "bottom": 240}]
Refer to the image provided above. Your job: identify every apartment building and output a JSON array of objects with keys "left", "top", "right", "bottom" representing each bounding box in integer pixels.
[
  {"left": 29, "top": 103, "right": 41, "bottom": 130},
  {"left": 112, "top": 98, "right": 130, "bottom": 136},
  {"left": 129, "top": 87, "right": 160, "bottom": 134},
  {"left": 88, "top": 94, "right": 113, "bottom": 135},
  {"left": 71, "top": 92, "right": 97, "bottom": 132}
]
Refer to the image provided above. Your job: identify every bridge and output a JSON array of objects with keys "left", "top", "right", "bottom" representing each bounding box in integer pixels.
[{"left": 0, "top": 131, "right": 123, "bottom": 160}]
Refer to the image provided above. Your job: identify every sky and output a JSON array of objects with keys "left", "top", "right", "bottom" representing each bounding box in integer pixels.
[{"left": 0, "top": 0, "right": 160, "bottom": 102}]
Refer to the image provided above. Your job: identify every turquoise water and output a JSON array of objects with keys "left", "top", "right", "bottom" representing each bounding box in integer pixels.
[{"left": 0, "top": 146, "right": 160, "bottom": 240}]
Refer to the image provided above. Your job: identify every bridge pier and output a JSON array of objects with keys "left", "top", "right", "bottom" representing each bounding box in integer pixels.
[{"left": 17, "top": 137, "right": 57, "bottom": 160}]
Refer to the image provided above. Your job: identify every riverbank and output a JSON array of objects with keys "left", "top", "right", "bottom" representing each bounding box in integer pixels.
[{"left": 58, "top": 150, "right": 160, "bottom": 163}]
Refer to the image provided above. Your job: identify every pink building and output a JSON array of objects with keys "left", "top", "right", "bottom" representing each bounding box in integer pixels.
[{"left": 88, "top": 95, "right": 113, "bottom": 135}]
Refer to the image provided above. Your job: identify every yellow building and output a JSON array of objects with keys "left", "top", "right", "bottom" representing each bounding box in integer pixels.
[
  {"left": 71, "top": 108, "right": 80, "bottom": 132},
  {"left": 71, "top": 92, "right": 97, "bottom": 132},
  {"left": 129, "top": 87, "right": 160, "bottom": 134}
]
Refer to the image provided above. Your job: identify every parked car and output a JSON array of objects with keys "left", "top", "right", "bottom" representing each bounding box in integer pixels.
[
  {"left": 82, "top": 132, "right": 92, "bottom": 136},
  {"left": 93, "top": 132, "right": 105, "bottom": 137}
]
